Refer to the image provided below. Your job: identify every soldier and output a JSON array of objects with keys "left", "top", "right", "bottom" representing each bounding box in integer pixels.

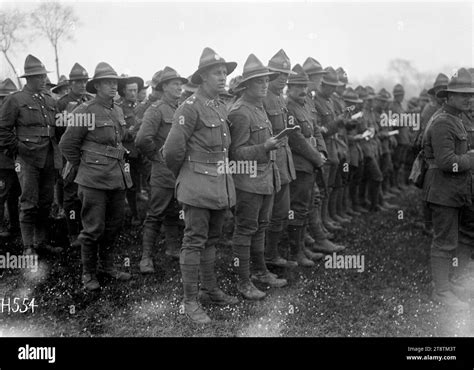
[
  {"left": 0, "top": 79, "right": 21, "bottom": 238},
  {"left": 135, "top": 71, "right": 163, "bottom": 124},
  {"left": 57, "top": 63, "right": 92, "bottom": 248},
  {"left": 51, "top": 75, "right": 70, "bottom": 99},
  {"left": 135, "top": 67, "right": 188, "bottom": 273},
  {"left": 286, "top": 65, "right": 332, "bottom": 267},
  {"left": 390, "top": 84, "right": 410, "bottom": 190},
  {"left": 163, "top": 47, "right": 238, "bottom": 324},
  {"left": 262, "top": 49, "right": 297, "bottom": 268},
  {"left": 313, "top": 67, "right": 347, "bottom": 228},
  {"left": 355, "top": 86, "right": 384, "bottom": 213},
  {"left": 179, "top": 76, "right": 198, "bottom": 104},
  {"left": 0, "top": 55, "right": 63, "bottom": 255},
  {"left": 423, "top": 68, "right": 474, "bottom": 310},
  {"left": 229, "top": 54, "right": 287, "bottom": 300},
  {"left": 59, "top": 62, "right": 132, "bottom": 291},
  {"left": 117, "top": 74, "right": 145, "bottom": 225}
]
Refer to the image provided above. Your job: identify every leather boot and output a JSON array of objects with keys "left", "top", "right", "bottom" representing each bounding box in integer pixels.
[
  {"left": 126, "top": 191, "right": 141, "bottom": 226},
  {"left": 181, "top": 258, "right": 211, "bottom": 324},
  {"left": 336, "top": 187, "right": 352, "bottom": 222},
  {"left": 265, "top": 230, "right": 292, "bottom": 267},
  {"left": 164, "top": 225, "right": 181, "bottom": 259},
  {"left": 140, "top": 224, "right": 158, "bottom": 274},
  {"left": 312, "top": 238, "right": 346, "bottom": 253},
  {"left": 288, "top": 225, "right": 314, "bottom": 267},
  {"left": 20, "top": 222, "right": 37, "bottom": 256},
  {"left": 321, "top": 196, "right": 342, "bottom": 232},
  {"left": 98, "top": 244, "right": 131, "bottom": 281},
  {"left": 35, "top": 209, "right": 63, "bottom": 254},
  {"left": 233, "top": 244, "right": 266, "bottom": 300},
  {"left": 330, "top": 188, "right": 350, "bottom": 225},
  {"left": 199, "top": 245, "right": 238, "bottom": 305},
  {"left": 431, "top": 255, "right": 469, "bottom": 310},
  {"left": 82, "top": 242, "right": 100, "bottom": 291},
  {"left": 340, "top": 186, "right": 355, "bottom": 219}
]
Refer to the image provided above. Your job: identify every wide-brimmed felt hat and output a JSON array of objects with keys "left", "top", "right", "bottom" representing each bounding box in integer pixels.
[
  {"left": 303, "top": 57, "right": 327, "bottom": 76},
  {"left": 287, "top": 64, "right": 310, "bottom": 85},
  {"left": 228, "top": 75, "right": 245, "bottom": 95},
  {"left": 52, "top": 75, "right": 69, "bottom": 94},
  {"left": 321, "top": 67, "right": 344, "bottom": 87},
  {"left": 355, "top": 85, "right": 367, "bottom": 100},
  {"left": 343, "top": 87, "right": 363, "bottom": 104},
  {"left": 268, "top": 49, "right": 296, "bottom": 75},
  {"left": 69, "top": 63, "right": 89, "bottom": 81},
  {"left": 155, "top": 66, "right": 188, "bottom": 91},
  {"left": 375, "top": 88, "right": 391, "bottom": 102},
  {"left": 437, "top": 68, "right": 474, "bottom": 98},
  {"left": 20, "top": 54, "right": 51, "bottom": 78},
  {"left": 86, "top": 62, "right": 122, "bottom": 94},
  {"left": 118, "top": 74, "right": 144, "bottom": 96},
  {"left": 238, "top": 54, "right": 278, "bottom": 87},
  {"left": 191, "top": 47, "right": 237, "bottom": 85},
  {"left": 393, "top": 83, "right": 404, "bottom": 96},
  {"left": 150, "top": 70, "right": 163, "bottom": 89},
  {"left": 182, "top": 75, "right": 199, "bottom": 93},
  {"left": 0, "top": 78, "right": 18, "bottom": 96},
  {"left": 427, "top": 73, "right": 449, "bottom": 96},
  {"left": 45, "top": 77, "right": 56, "bottom": 89},
  {"left": 365, "top": 86, "right": 376, "bottom": 99},
  {"left": 419, "top": 88, "right": 430, "bottom": 102},
  {"left": 336, "top": 67, "right": 348, "bottom": 85}
]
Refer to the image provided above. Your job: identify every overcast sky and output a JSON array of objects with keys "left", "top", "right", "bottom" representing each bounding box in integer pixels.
[{"left": 1, "top": 1, "right": 472, "bottom": 87}]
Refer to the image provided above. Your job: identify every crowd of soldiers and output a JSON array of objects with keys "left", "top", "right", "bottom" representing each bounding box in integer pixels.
[{"left": 0, "top": 49, "right": 473, "bottom": 324}]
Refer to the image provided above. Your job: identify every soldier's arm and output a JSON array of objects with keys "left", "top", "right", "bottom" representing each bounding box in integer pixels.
[
  {"left": 59, "top": 105, "right": 90, "bottom": 166},
  {"left": 135, "top": 106, "right": 161, "bottom": 161},
  {"left": 0, "top": 95, "right": 20, "bottom": 157},
  {"left": 229, "top": 109, "right": 268, "bottom": 162},
  {"left": 163, "top": 103, "right": 197, "bottom": 176},
  {"left": 287, "top": 115, "right": 324, "bottom": 168},
  {"left": 431, "top": 119, "right": 474, "bottom": 172}
]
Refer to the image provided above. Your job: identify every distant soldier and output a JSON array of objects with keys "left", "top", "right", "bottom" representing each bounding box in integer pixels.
[
  {"left": 135, "top": 71, "right": 163, "bottom": 124},
  {"left": 57, "top": 63, "right": 92, "bottom": 248},
  {"left": 0, "top": 79, "right": 20, "bottom": 238},
  {"left": 229, "top": 54, "right": 287, "bottom": 300},
  {"left": 51, "top": 75, "right": 70, "bottom": 99},
  {"left": 59, "top": 62, "right": 132, "bottom": 291},
  {"left": 117, "top": 75, "right": 145, "bottom": 225},
  {"left": 163, "top": 48, "right": 238, "bottom": 324},
  {"left": 135, "top": 67, "right": 188, "bottom": 273},
  {"left": 0, "top": 55, "right": 63, "bottom": 255},
  {"left": 423, "top": 68, "right": 474, "bottom": 310},
  {"left": 262, "top": 49, "right": 297, "bottom": 268}
]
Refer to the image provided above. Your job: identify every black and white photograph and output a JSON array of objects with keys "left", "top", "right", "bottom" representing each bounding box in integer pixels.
[{"left": 0, "top": 0, "right": 473, "bottom": 366}]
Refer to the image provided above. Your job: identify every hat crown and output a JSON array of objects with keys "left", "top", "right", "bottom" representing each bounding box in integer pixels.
[
  {"left": 150, "top": 70, "right": 163, "bottom": 88},
  {"left": 393, "top": 83, "right": 404, "bottom": 94},
  {"left": 355, "top": 86, "right": 367, "bottom": 99},
  {"left": 268, "top": 49, "right": 292, "bottom": 71},
  {"left": 447, "top": 68, "right": 472, "bottom": 89},
  {"left": 336, "top": 67, "right": 348, "bottom": 84},
  {"left": 242, "top": 54, "right": 270, "bottom": 79},
  {"left": 2, "top": 78, "right": 17, "bottom": 91},
  {"left": 343, "top": 87, "right": 359, "bottom": 101},
  {"left": 160, "top": 66, "right": 182, "bottom": 81},
  {"left": 229, "top": 75, "right": 244, "bottom": 93},
  {"left": 288, "top": 64, "right": 309, "bottom": 84},
  {"left": 69, "top": 63, "right": 89, "bottom": 80},
  {"left": 433, "top": 73, "right": 449, "bottom": 88},
  {"left": 57, "top": 75, "right": 68, "bottom": 84},
  {"left": 303, "top": 57, "right": 325, "bottom": 75},
  {"left": 198, "top": 47, "right": 227, "bottom": 69},
  {"left": 93, "top": 62, "right": 118, "bottom": 79},
  {"left": 22, "top": 54, "right": 49, "bottom": 77},
  {"left": 322, "top": 67, "right": 339, "bottom": 84}
]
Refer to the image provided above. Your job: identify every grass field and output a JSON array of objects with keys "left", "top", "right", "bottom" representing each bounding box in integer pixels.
[{"left": 0, "top": 186, "right": 472, "bottom": 337}]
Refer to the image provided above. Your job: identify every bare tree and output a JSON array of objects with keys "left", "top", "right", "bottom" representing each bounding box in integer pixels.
[
  {"left": 31, "top": 1, "right": 79, "bottom": 81},
  {"left": 0, "top": 9, "right": 28, "bottom": 88}
]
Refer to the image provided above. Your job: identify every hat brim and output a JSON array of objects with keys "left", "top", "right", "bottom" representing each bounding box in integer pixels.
[
  {"left": 344, "top": 98, "right": 363, "bottom": 104},
  {"left": 51, "top": 82, "right": 69, "bottom": 94},
  {"left": 268, "top": 67, "right": 297, "bottom": 75},
  {"left": 437, "top": 87, "right": 474, "bottom": 98},
  {"left": 191, "top": 61, "right": 237, "bottom": 85},
  {"left": 305, "top": 70, "right": 328, "bottom": 76},
  {"left": 20, "top": 70, "right": 52, "bottom": 78},
  {"left": 240, "top": 71, "right": 279, "bottom": 84},
  {"left": 86, "top": 76, "right": 122, "bottom": 94},
  {"left": 428, "top": 85, "right": 447, "bottom": 96},
  {"left": 69, "top": 77, "right": 89, "bottom": 82},
  {"left": 322, "top": 80, "right": 344, "bottom": 87},
  {"left": 156, "top": 76, "right": 189, "bottom": 91},
  {"left": 287, "top": 80, "right": 309, "bottom": 86}
]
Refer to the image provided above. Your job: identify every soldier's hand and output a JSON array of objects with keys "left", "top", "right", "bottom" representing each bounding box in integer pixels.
[{"left": 264, "top": 136, "right": 285, "bottom": 151}]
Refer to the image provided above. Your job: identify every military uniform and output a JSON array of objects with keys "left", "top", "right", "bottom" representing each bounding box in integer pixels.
[
  {"left": 135, "top": 67, "right": 188, "bottom": 272},
  {"left": 59, "top": 62, "right": 132, "bottom": 290},
  {"left": 0, "top": 56, "right": 62, "bottom": 254}
]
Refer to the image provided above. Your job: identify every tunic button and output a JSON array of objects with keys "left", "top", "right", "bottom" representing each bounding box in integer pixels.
[
  {"left": 212, "top": 124, "right": 215, "bottom": 127},
  {"left": 224, "top": 148, "right": 227, "bottom": 151},
  {"left": 44, "top": 115, "right": 47, "bottom": 117},
  {"left": 205, "top": 171, "right": 208, "bottom": 174},
  {"left": 223, "top": 133, "right": 227, "bottom": 136},
  {"left": 220, "top": 119, "right": 224, "bottom": 122},
  {"left": 41, "top": 106, "right": 44, "bottom": 108}
]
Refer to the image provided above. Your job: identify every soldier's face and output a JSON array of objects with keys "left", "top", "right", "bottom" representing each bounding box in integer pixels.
[
  {"left": 448, "top": 92, "right": 473, "bottom": 112},
  {"left": 364, "top": 98, "right": 373, "bottom": 109},
  {"left": 27, "top": 74, "right": 47, "bottom": 92},
  {"left": 162, "top": 79, "right": 183, "bottom": 100},
  {"left": 71, "top": 79, "right": 87, "bottom": 95},
  {"left": 201, "top": 65, "right": 227, "bottom": 94},
  {"left": 95, "top": 79, "right": 118, "bottom": 99},
  {"left": 245, "top": 76, "right": 270, "bottom": 99},
  {"left": 138, "top": 88, "right": 147, "bottom": 102},
  {"left": 270, "top": 72, "right": 289, "bottom": 93},
  {"left": 320, "top": 82, "right": 336, "bottom": 97},
  {"left": 394, "top": 93, "right": 404, "bottom": 103},
  {"left": 124, "top": 83, "right": 138, "bottom": 103},
  {"left": 336, "top": 85, "right": 345, "bottom": 95},
  {"left": 287, "top": 84, "right": 307, "bottom": 104},
  {"left": 308, "top": 74, "right": 323, "bottom": 91}
]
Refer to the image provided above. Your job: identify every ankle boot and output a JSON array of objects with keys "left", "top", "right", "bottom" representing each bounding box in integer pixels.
[
  {"left": 181, "top": 261, "right": 211, "bottom": 323},
  {"left": 164, "top": 225, "right": 181, "bottom": 259},
  {"left": 265, "top": 230, "right": 291, "bottom": 267},
  {"left": 431, "top": 255, "right": 469, "bottom": 310},
  {"left": 140, "top": 224, "right": 159, "bottom": 273},
  {"left": 98, "top": 245, "right": 131, "bottom": 281},
  {"left": 288, "top": 225, "right": 314, "bottom": 267},
  {"left": 321, "top": 196, "right": 342, "bottom": 231},
  {"left": 330, "top": 189, "right": 349, "bottom": 224},
  {"left": 82, "top": 241, "right": 100, "bottom": 291}
]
